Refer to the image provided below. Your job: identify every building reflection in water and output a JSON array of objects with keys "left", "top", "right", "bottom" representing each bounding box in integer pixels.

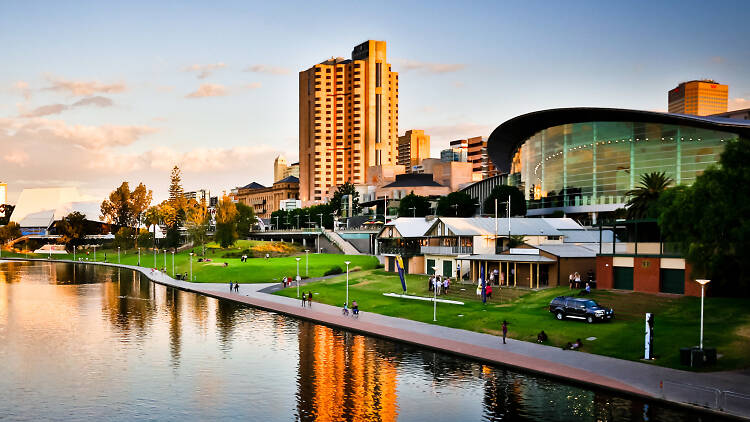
[{"left": 296, "top": 322, "right": 398, "bottom": 421}]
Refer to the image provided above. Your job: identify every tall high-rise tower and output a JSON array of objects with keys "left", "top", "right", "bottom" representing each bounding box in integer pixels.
[
  {"left": 397, "top": 130, "right": 430, "bottom": 172},
  {"left": 299, "top": 40, "right": 399, "bottom": 202},
  {"left": 668, "top": 80, "right": 728, "bottom": 116},
  {"left": 273, "top": 155, "right": 288, "bottom": 183}
]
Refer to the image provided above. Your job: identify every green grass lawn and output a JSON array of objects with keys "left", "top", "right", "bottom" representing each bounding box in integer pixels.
[
  {"left": 276, "top": 269, "right": 750, "bottom": 371},
  {"left": 1, "top": 240, "right": 378, "bottom": 283}
]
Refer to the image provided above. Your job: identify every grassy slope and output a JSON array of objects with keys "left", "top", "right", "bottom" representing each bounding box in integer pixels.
[
  {"left": 276, "top": 269, "right": 750, "bottom": 371},
  {"left": 1, "top": 240, "right": 379, "bottom": 283}
]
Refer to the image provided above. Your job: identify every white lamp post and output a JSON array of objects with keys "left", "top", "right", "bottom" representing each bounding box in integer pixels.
[
  {"left": 138, "top": 247, "right": 141, "bottom": 266},
  {"left": 305, "top": 249, "right": 309, "bottom": 276},
  {"left": 345, "top": 261, "right": 351, "bottom": 305},
  {"left": 189, "top": 252, "right": 194, "bottom": 281},
  {"left": 93, "top": 245, "right": 97, "bottom": 262},
  {"left": 172, "top": 250, "right": 175, "bottom": 277},
  {"left": 296, "top": 257, "right": 301, "bottom": 298},
  {"left": 154, "top": 247, "right": 157, "bottom": 268},
  {"left": 163, "top": 249, "right": 166, "bottom": 270},
  {"left": 118, "top": 246, "right": 120, "bottom": 264},
  {"left": 696, "top": 279, "right": 710, "bottom": 350},
  {"left": 432, "top": 266, "right": 438, "bottom": 321}
]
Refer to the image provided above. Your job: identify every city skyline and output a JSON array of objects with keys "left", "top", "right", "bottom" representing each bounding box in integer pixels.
[{"left": 2, "top": 0, "right": 749, "bottom": 203}]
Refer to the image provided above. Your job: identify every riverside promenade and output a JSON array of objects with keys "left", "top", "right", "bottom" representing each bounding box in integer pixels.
[{"left": 5, "top": 258, "right": 750, "bottom": 419}]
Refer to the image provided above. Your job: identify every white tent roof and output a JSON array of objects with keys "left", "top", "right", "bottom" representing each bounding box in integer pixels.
[
  {"left": 436, "top": 217, "right": 566, "bottom": 237},
  {"left": 10, "top": 188, "right": 104, "bottom": 228},
  {"left": 382, "top": 217, "right": 434, "bottom": 238}
]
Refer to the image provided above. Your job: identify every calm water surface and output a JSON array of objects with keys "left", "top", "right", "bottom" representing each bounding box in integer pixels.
[{"left": 0, "top": 261, "right": 721, "bottom": 421}]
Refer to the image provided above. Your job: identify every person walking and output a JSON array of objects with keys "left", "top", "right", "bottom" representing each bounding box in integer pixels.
[
  {"left": 502, "top": 320, "right": 508, "bottom": 344},
  {"left": 301, "top": 293, "right": 306, "bottom": 307},
  {"left": 229, "top": 280, "right": 233, "bottom": 292},
  {"left": 486, "top": 283, "right": 493, "bottom": 300},
  {"left": 234, "top": 282, "right": 239, "bottom": 293},
  {"left": 574, "top": 272, "right": 581, "bottom": 289},
  {"left": 307, "top": 291, "right": 313, "bottom": 307},
  {"left": 569, "top": 273, "right": 574, "bottom": 289}
]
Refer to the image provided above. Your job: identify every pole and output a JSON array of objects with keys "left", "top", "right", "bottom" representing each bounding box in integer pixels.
[
  {"left": 118, "top": 247, "right": 120, "bottom": 264},
  {"left": 433, "top": 271, "right": 437, "bottom": 321},
  {"left": 508, "top": 194, "right": 511, "bottom": 246},
  {"left": 172, "top": 251, "right": 175, "bottom": 276},
  {"left": 305, "top": 249, "right": 309, "bottom": 276},
  {"left": 154, "top": 247, "right": 156, "bottom": 268},
  {"left": 494, "top": 198, "right": 498, "bottom": 252},
  {"left": 138, "top": 248, "right": 140, "bottom": 266},
  {"left": 700, "top": 284, "right": 705, "bottom": 350},
  {"left": 296, "top": 257, "right": 301, "bottom": 297},
  {"left": 163, "top": 250, "right": 166, "bottom": 270},
  {"left": 190, "top": 253, "right": 193, "bottom": 281},
  {"left": 345, "top": 261, "right": 351, "bottom": 305},
  {"left": 93, "top": 245, "right": 96, "bottom": 262}
]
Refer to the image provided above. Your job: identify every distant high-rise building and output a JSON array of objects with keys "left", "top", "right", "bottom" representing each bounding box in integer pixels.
[
  {"left": 274, "top": 155, "right": 300, "bottom": 182},
  {"left": 0, "top": 182, "right": 6, "bottom": 205},
  {"left": 299, "top": 40, "right": 399, "bottom": 203},
  {"left": 397, "top": 130, "right": 430, "bottom": 172},
  {"left": 452, "top": 136, "right": 497, "bottom": 181},
  {"left": 183, "top": 189, "right": 209, "bottom": 204},
  {"left": 668, "top": 80, "right": 728, "bottom": 116},
  {"left": 440, "top": 146, "right": 467, "bottom": 163}
]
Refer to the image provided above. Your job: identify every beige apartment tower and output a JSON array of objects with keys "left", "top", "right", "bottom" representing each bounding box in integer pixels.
[
  {"left": 299, "top": 40, "right": 399, "bottom": 202},
  {"left": 668, "top": 80, "right": 728, "bottom": 116},
  {"left": 397, "top": 130, "right": 430, "bottom": 172}
]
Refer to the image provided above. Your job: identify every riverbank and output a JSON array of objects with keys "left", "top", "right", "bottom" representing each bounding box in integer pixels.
[{"left": 3, "top": 257, "right": 749, "bottom": 420}]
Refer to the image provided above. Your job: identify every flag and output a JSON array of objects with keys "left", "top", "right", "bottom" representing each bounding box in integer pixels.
[
  {"left": 480, "top": 262, "right": 487, "bottom": 303},
  {"left": 395, "top": 256, "right": 407, "bottom": 293}
]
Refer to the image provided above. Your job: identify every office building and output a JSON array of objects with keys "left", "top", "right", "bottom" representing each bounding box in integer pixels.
[
  {"left": 465, "top": 136, "right": 497, "bottom": 181},
  {"left": 419, "top": 158, "right": 473, "bottom": 191},
  {"left": 183, "top": 189, "right": 209, "bottom": 204},
  {"left": 0, "top": 181, "right": 6, "bottom": 205},
  {"left": 713, "top": 107, "right": 750, "bottom": 120},
  {"left": 233, "top": 176, "right": 300, "bottom": 219},
  {"left": 440, "top": 147, "right": 467, "bottom": 162},
  {"left": 299, "top": 40, "right": 399, "bottom": 203},
  {"left": 274, "top": 155, "right": 300, "bottom": 182},
  {"left": 668, "top": 80, "right": 728, "bottom": 116},
  {"left": 397, "top": 130, "right": 430, "bottom": 172}
]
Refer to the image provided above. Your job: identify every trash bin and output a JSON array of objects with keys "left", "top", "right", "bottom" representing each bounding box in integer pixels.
[
  {"left": 690, "top": 348, "right": 706, "bottom": 368},
  {"left": 679, "top": 347, "right": 691, "bottom": 366},
  {"left": 704, "top": 348, "right": 717, "bottom": 365}
]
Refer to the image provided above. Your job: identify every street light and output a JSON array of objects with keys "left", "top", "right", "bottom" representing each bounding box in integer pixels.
[
  {"left": 345, "top": 261, "right": 351, "bottom": 305},
  {"left": 154, "top": 246, "right": 157, "bottom": 268},
  {"left": 93, "top": 245, "right": 97, "bottom": 262},
  {"left": 172, "top": 250, "right": 175, "bottom": 277},
  {"left": 163, "top": 249, "right": 167, "bottom": 270},
  {"left": 189, "top": 252, "right": 194, "bottom": 281},
  {"left": 118, "top": 246, "right": 120, "bottom": 264},
  {"left": 409, "top": 206, "right": 416, "bottom": 217},
  {"left": 317, "top": 213, "right": 324, "bottom": 231},
  {"left": 296, "top": 257, "right": 301, "bottom": 298},
  {"left": 432, "top": 269, "right": 439, "bottom": 321},
  {"left": 138, "top": 247, "right": 141, "bottom": 266},
  {"left": 696, "top": 279, "right": 710, "bottom": 350},
  {"left": 305, "top": 249, "right": 309, "bottom": 276}
]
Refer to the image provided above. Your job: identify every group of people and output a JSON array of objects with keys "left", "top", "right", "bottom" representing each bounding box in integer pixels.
[
  {"left": 229, "top": 281, "right": 239, "bottom": 292},
  {"left": 569, "top": 272, "right": 593, "bottom": 295},
  {"left": 240, "top": 255, "right": 249, "bottom": 262},
  {"left": 300, "top": 291, "right": 314, "bottom": 307},
  {"left": 476, "top": 282, "right": 494, "bottom": 299},
  {"left": 342, "top": 300, "right": 359, "bottom": 317},
  {"left": 428, "top": 275, "right": 451, "bottom": 295},
  {"left": 281, "top": 276, "right": 298, "bottom": 288}
]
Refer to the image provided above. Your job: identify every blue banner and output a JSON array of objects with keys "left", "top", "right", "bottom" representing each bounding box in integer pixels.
[
  {"left": 396, "top": 256, "right": 407, "bottom": 293},
  {"left": 481, "top": 262, "right": 486, "bottom": 303}
]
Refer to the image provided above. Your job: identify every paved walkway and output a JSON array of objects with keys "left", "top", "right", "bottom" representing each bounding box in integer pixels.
[{"left": 5, "top": 258, "right": 750, "bottom": 419}]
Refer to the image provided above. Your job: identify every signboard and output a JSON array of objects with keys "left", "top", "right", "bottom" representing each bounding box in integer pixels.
[
  {"left": 645, "top": 313, "right": 654, "bottom": 360},
  {"left": 509, "top": 248, "right": 539, "bottom": 255}
]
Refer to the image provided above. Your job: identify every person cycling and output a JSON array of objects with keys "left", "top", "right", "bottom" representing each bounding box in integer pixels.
[
  {"left": 351, "top": 300, "right": 359, "bottom": 317},
  {"left": 342, "top": 303, "right": 349, "bottom": 316}
]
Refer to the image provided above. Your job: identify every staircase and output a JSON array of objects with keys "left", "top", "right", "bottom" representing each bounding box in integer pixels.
[{"left": 322, "top": 230, "right": 362, "bottom": 255}]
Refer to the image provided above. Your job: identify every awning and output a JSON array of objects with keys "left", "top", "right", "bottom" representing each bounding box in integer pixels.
[{"left": 458, "top": 254, "right": 556, "bottom": 263}]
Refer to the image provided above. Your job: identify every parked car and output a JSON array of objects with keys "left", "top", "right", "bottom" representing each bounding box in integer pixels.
[{"left": 549, "top": 296, "right": 614, "bottom": 323}]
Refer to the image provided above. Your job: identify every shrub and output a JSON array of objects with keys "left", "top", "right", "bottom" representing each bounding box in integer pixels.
[
  {"left": 222, "top": 249, "right": 251, "bottom": 258},
  {"left": 324, "top": 266, "right": 343, "bottom": 276},
  {"left": 375, "top": 263, "right": 384, "bottom": 269},
  {"left": 350, "top": 266, "right": 362, "bottom": 272}
]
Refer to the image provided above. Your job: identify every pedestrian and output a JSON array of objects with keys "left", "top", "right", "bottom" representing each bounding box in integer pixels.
[
  {"left": 486, "top": 283, "right": 492, "bottom": 300},
  {"left": 489, "top": 272, "right": 495, "bottom": 285},
  {"left": 235, "top": 282, "right": 239, "bottom": 293},
  {"left": 500, "top": 271, "right": 505, "bottom": 286},
  {"left": 307, "top": 291, "right": 313, "bottom": 306},
  {"left": 569, "top": 273, "right": 574, "bottom": 289},
  {"left": 428, "top": 276, "right": 433, "bottom": 291},
  {"left": 301, "top": 293, "right": 306, "bottom": 307},
  {"left": 229, "top": 280, "right": 233, "bottom": 292},
  {"left": 574, "top": 272, "right": 581, "bottom": 289},
  {"left": 352, "top": 300, "right": 359, "bottom": 317},
  {"left": 443, "top": 277, "right": 449, "bottom": 294},
  {"left": 502, "top": 320, "right": 508, "bottom": 344},
  {"left": 476, "top": 282, "right": 482, "bottom": 296}
]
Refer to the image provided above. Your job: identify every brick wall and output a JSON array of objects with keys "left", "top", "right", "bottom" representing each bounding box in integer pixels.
[
  {"left": 683, "top": 262, "right": 703, "bottom": 297},
  {"left": 633, "top": 257, "right": 660, "bottom": 294},
  {"left": 596, "top": 256, "right": 613, "bottom": 289}
]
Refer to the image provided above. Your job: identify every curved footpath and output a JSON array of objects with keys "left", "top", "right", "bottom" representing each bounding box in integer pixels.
[{"left": 5, "top": 258, "right": 750, "bottom": 420}]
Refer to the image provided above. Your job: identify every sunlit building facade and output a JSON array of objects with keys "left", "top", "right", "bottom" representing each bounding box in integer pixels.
[
  {"left": 668, "top": 80, "right": 728, "bottom": 116},
  {"left": 487, "top": 108, "right": 750, "bottom": 219}
]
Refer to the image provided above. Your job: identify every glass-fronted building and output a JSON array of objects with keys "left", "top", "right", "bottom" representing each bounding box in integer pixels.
[{"left": 487, "top": 108, "right": 750, "bottom": 218}]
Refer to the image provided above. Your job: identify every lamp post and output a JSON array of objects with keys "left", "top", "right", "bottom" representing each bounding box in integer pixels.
[
  {"left": 274, "top": 216, "right": 279, "bottom": 231},
  {"left": 696, "top": 279, "right": 710, "bottom": 350},
  {"left": 409, "top": 207, "right": 416, "bottom": 217},
  {"left": 172, "top": 250, "right": 175, "bottom": 277},
  {"left": 93, "top": 245, "right": 97, "bottom": 262},
  {"left": 296, "top": 214, "right": 300, "bottom": 229},
  {"left": 189, "top": 252, "right": 194, "bottom": 281},
  {"left": 305, "top": 249, "right": 309, "bottom": 276},
  {"left": 345, "top": 261, "right": 351, "bottom": 305},
  {"left": 296, "top": 257, "right": 301, "bottom": 298},
  {"left": 154, "top": 247, "right": 157, "bottom": 268},
  {"left": 138, "top": 247, "right": 141, "bottom": 266},
  {"left": 318, "top": 213, "right": 323, "bottom": 231},
  {"left": 432, "top": 266, "right": 438, "bottom": 321},
  {"left": 118, "top": 247, "right": 120, "bottom": 264},
  {"left": 163, "top": 249, "right": 167, "bottom": 270}
]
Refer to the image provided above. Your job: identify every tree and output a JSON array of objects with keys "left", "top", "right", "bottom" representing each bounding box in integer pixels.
[
  {"left": 168, "top": 166, "right": 187, "bottom": 211},
  {"left": 625, "top": 172, "right": 673, "bottom": 219},
  {"left": 0, "top": 204, "right": 15, "bottom": 226},
  {"left": 235, "top": 202, "right": 256, "bottom": 238},
  {"left": 483, "top": 185, "right": 526, "bottom": 217},
  {"left": 398, "top": 192, "right": 431, "bottom": 217},
  {"left": 330, "top": 181, "right": 360, "bottom": 216},
  {"left": 215, "top": 196, "right": 238, "bottom": 248},
  {"left": 0, "top": 222, "right": 22, "bottom": 244},
  {"left": 100, "top": 181, "right": 153, "bottom": 247},
  {"left": 657, "top": 138, "right": 750, "bottom": 296},
  {"left": 436, "top": 192, "right": 477, "bottom": 217},
  {"left": 186, "top": 201, "right": 209, "bottom": 255},
  {"left": 143, "top": 206, "right": 162, "bottom": 247},
  {"left": 56, "top": 212, "right": 87, "bottom": 250}
]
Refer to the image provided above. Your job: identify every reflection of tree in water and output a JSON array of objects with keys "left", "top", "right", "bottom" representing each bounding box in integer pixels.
[
  {"left": 481, "top": 368, "right": 526, "bottom": 421},
  {"left": 296, "top": 322, "right": 398, "bottom": 421},
  {"left": 101, "top": 269, "right": 156, "bottom": 342},
  {"left": 215, "top": 299, "right": 243, "bottom": 352},
  {"left": 165, "top": 287, "right": 181, "bottom": 368}
]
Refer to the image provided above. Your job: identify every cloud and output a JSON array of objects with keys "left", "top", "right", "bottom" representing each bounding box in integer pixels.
[
  {"left": 396, "top": 59, "right": 466, "bottom": 74},
  {"left": 729, "top": 97, "right": 749, "bottom": 111},
  {"left": 0, "top": 117, "right": 158, "bottom": 150},
  {"left": 243, "top": 82, "right": 262, "bottom": 90},
  {"left": 184, "top": 62, "right": 227, "bottom": 79},
  {"left": 44, "top": 76, "right": 126, "bottom": 96},
  {"left": 186, "top": 83, "right": 227, "bottom": 98},
  {"left": 711, "top": 56, "right": 725, "bottom": 64},
  {"left": 4, "top": 150, "right": 29, "bottom": 166},
  {"left": 19, "top": 96, "right": 114, "bottom": 117},
  {"left": 244, "top": 65, "right": 289, "bottom": 75},
  {"left": 13, "top": 81, "right": 32, "bottom": 100}
]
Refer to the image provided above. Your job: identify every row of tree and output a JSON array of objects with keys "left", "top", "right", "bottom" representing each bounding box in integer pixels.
[{"left": 397, "top": 185, "right": 526, "bottom": 218}]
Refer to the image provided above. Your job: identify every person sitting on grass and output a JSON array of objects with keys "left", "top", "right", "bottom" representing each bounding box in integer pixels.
[
  {"left": 563, "top": 338, "right": 583, "bottom": 350},
  {"left": 537, "top": 330, "right": 548, "bottom": 343},
  {"left": 578, "top": 282, "right": 591, "bottom": 296}
]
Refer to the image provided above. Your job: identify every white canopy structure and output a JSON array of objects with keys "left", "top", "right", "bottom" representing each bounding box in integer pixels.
[{"left": 9, "top": 187, "right": 105, "bottom": 235}]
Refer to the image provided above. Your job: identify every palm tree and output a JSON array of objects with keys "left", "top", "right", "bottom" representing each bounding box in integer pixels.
[
  {"left": 143, "top": 206, "right": 162, "bottom": 249},
  {"left": 625, "top": 172, "right": 673, "bottom": 219}
]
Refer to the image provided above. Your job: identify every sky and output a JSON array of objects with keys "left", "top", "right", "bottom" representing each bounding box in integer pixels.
[{"left": 1, "top": 0, "right": 749, "bottom": 204}]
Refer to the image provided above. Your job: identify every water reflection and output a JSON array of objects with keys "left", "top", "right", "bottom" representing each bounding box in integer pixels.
[{"left": 0, "top": 261, "right": 727, "bottom": 422}]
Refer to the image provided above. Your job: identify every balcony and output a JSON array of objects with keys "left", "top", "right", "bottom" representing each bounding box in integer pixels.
[
  {"left": 378, "top": 245, "right": 422, "bottom": 256},
  {"left": 420, "top": 245, "right": 473, "bottom": 255}
]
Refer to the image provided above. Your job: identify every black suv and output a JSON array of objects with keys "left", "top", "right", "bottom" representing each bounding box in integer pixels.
[{"left": 549, "top": 296, "right": 614, "bottom": 323}]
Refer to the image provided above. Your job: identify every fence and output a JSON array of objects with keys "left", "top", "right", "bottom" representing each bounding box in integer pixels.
[{"left": 662, "top": 381, "right": 750, "bottom": 417}]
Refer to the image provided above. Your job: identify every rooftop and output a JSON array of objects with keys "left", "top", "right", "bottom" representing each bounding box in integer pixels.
[{"left": 381, "top": 173, "right": 444, "bottom": 188}]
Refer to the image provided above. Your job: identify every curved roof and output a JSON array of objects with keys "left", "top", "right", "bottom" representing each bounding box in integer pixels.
[{"left": 487, "top": 107, "right": 750, "bottom": 173}]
